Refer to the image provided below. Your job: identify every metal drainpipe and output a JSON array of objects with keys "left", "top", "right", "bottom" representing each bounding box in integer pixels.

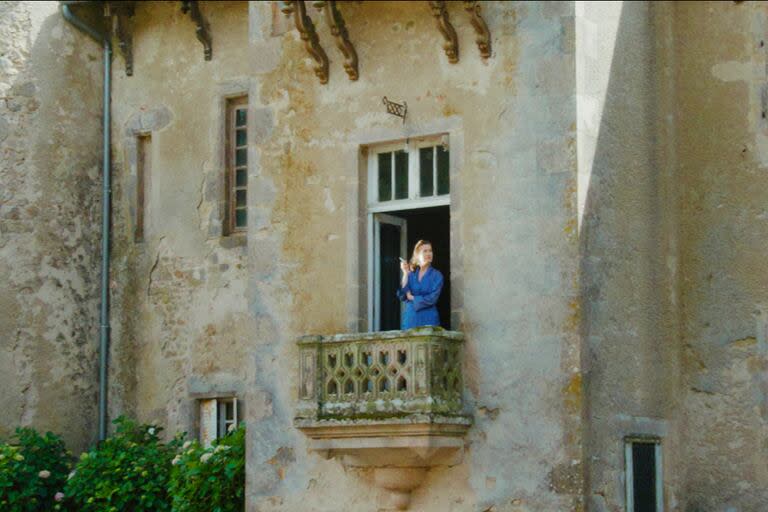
[{"left": 60, "top": 2, "right": 112, "bottom": 442}]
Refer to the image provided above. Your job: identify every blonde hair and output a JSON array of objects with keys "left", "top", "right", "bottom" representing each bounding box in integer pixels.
[{"left": 409, "top": 240, "right": 432, "bottom": 270}]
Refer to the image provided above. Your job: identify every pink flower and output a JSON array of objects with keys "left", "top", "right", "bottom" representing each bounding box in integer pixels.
[
  {"left": 54, "top": 492, "right": 65, "bottom": 502},
  {"left": 38, "top": 470, "right": 51, "bottom": 479}
]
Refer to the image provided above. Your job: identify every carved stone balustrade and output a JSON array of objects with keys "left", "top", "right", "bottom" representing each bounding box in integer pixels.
[{"left": 294, "top": 327, "right": 472, "bottom": 510}]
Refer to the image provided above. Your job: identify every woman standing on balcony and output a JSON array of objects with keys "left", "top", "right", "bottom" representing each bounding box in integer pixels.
[{"left": 397, "top": 240, "right": 444, "bottom": 329}]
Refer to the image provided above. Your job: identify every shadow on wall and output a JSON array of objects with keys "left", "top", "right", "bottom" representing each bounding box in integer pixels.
[
  {"left": 577, "top": 2, "right": 679, "bottom": 511},
  {"left": 0, "top": 3, "right": 103, "bottom": 453}
]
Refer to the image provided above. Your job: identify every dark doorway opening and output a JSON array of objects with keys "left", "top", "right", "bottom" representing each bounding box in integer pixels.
[{"left": 376, "top": 205, "right": 450, "bottom": 331}]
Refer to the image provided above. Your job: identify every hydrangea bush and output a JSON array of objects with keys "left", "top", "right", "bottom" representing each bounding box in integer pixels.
[
  {"left": 0, "top": 428, "right": 71, "bottom": 512},
  {"left": 63, "top": 416, "right": 181, "bottom": 512},
  {"left": 0, "top": 418, "right": 245, "bottom": 511},
  {"left": 168, "top": 424, "right": 245, "bottom": 512}
]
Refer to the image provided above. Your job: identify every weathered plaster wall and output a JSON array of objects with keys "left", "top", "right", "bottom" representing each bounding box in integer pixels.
[
  {"left": 0, "top": 1, "right": 102, "bottom": 452},
  {"left": 108, "top": 0, "right": 256, "bottom": 436},
  {"left": 3, "top": 1, "right": 766, "bottom": 510},
  {"left": 675, "top": 2, "right": 768, "bottom": 510},
  {"left": 109, "top": 1, "right": 582, "bottom": 511},
  {"left": 577, "top": 2, "right": 683, "bottom": 510}
]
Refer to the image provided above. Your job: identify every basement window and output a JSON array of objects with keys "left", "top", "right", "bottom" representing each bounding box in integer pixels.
[
  {"left": 199, "top": 397, "right": 238, "bottom": 448},
  {"left": 225, "top": 96, "right": 248, "bottom": 234},
  {"left": 625, "top": 436, "right": 663, "bottom": 512}
]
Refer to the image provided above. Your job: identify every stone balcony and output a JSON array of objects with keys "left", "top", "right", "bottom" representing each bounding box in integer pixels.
[{"left": 294, "top": 327, "right": 472, "bottom": 510}]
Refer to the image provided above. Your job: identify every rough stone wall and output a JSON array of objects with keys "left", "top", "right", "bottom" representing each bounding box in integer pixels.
[
  {"left": 577, "top": 2, "right": 683, "bottom": 510},
  {"left": 0, "top": 1, "right": 102, "bottom": 452},
  {"left": 675, "top": 2, "right": 768, "bottom": 510},
  {"left": 579, "top": 2, "right": 768, "bottom": 511},
  {"left": 7, "top": 1, "right": 766, "bottom": 511},
  {"left": 108, "top": 1, "right": 582, "bottom": 511}
]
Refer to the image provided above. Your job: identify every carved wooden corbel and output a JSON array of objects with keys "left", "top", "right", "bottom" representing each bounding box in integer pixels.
[
  {"left": 111, "top": 3, "right": 135, "bottom": 76},
  {"left": 313, "top": 1, "right": 359, "bottom": 81},
  {"left": 463, "top": 1, "right": 491, "bottom": 59},
  {"left": 104, "top": 2, "right": 134, "bottom": 76},
  {"left": 181, "top": 1, "right": 212, "bottom": 60},
  {"left": 428, "top": 1, "right": 458, "bottom": 64},
  {"left": 282, "top": 1, "right": 330, "bottom": 84}
]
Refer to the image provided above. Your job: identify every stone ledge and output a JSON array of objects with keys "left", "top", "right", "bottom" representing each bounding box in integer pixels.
[
  {"left": 297, "top": 326, "right": 464, "bottom": 345},
  {"left": 295, "top": 414, "right": 472, "bottom": 439}
]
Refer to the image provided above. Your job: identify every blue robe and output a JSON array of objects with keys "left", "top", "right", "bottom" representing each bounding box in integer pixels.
[{"left": 396, "top": 266, "right": 444, "bottom": 329}]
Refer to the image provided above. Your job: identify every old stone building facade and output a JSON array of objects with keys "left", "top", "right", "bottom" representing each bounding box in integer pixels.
[{"left": 1, "top": 1, "right": 767, "bottom": 511}]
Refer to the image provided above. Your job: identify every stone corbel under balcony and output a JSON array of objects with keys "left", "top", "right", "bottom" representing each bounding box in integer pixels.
[{"left": 295, "top": 327, "right": 472, "bottom": 510}]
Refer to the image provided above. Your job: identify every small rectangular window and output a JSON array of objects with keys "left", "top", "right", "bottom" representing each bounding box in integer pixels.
[
  {"left": 394, "top": 150, "right": 408, "bottom": 199},
  {"left": 199, "top": 397, "right": 239, "bottom": 448},
  {"left": 368, "top": 137, "right": 449, "bottom": 206},
  {"left": 377, "top": 150, "right": 410, "bottom": 202},
  {"left": 625, "top": 437, "right": 663, "bottom": 512},
  {"left": 225, "top": 96, "right": 248, "bottom": 234},
  {"left": 419, "top": 147, "right": 434, "bottom": 197},
  {"left": 135, "top": 134, "right": 151, "bottom": 242},
  {"left": 378, "top": 152, "right": 392, "bottom": 202},
  {"left": 417, "top": 145, "right": 450, "bottom": 198},
  {"left": 437, "top": 145, "right": 450, "bottom": 195}
]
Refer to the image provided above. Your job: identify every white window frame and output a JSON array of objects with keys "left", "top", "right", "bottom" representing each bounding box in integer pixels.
[
  {"left": 366, "top": 137, "right": 450, "bottom": 214},
  {"left": 625, "top": 437, "right": 664, "bottom": 512},
  {"left": 372, "top": 213, "right": 408, "bottom": 331},
  {"left": 199, "top": 397, "right": 238, "bottom": 448},
  {"left": 366, "top": 135, "right": 450, "bottom": 332}
]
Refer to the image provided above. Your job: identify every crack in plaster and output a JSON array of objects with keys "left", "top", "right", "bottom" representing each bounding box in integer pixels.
[
  {"left": 147, "top": 236, "right": 166, "bottom": 297},
  {"left": 196, "top": 162, "right": 207, "bottom": 233}
]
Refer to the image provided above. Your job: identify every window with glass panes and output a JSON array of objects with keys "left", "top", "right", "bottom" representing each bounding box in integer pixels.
[
  {"left": 372, "top": 139, "right": 449, "bottom": 205},
  {"left": 199, "top": 397, "right": 238, "bottom": 448},
  {"left": 226, "top": 97, "right": 248, "bottom": 233},
  {"left": 625, "top": 437, "right": 664, "bottom": 512}
]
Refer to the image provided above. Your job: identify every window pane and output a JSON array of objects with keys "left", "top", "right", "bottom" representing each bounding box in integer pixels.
[
  {"left": 632, "top": 443, "right": 657, "bottom": 512},
  {"left": 225, "top": 400, "right": 235, "bottom": 421},
  {"left": 236, "top": 169, "right": 247, "bottom": 187},
  {"left": 235, "top": 108, "right": 247, "bottom": 127},
  {"left": 235, "top": 208, "right": 247, "bottom": 227},
  {"left": 394, "top": 150, "right": 408, "bottom": 199},
  {"left": 419, "top": 147, "right": 434, "bottom": 197},
  {"left": 437, "top": 145, "right": 450, "bottom": 195},
  {"left": 236, "top": 148, "right": 247, "bottom": 166},
  {"left": 236, "top": 189, "right": 246, "bottom": 207},
  {"left": 236, "top": 129, "right": 246, "bottom": 147},
  {"left": 378, "top": 152, "right": 392, "bottom": 202}
]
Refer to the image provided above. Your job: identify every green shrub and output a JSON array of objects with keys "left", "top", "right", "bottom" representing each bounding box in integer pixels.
[
  {"left": 64, "top": 416, "right": 180, "bottom": 512},
  {"left": 169, "top": 424, "right": 245, "bottom": 512},
  {"left": 0, "top": 428, "right": 72, "bottom": 512}
]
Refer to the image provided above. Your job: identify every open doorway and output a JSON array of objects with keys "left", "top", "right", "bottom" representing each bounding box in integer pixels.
[{"left": 374, "top": 206, "right": 450, "bottom": 331}]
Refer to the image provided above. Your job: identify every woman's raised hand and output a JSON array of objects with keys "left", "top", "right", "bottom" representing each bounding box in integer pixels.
[{"left": 400, "top": 260, "right": 411, "bottom": 274}]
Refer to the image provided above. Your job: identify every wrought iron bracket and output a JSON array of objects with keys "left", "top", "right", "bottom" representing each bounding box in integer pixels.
[
  {"left": 181, "top": 1, "right": 212, "bottom": 61},
  {"left": 313, "top": 1, "right": 359, "bottom": 81},
  {"left": 463, "top": 1, "right": 491, "bottom": 59},
  {"left": 428, "top": 1, "right": 458, "bottom": 64},
  {"left": 282, "top": 1, "right": 330, "bottom": 84},
  {"left": 383, "top": 97, "right": 407, "bottom": 124}
]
